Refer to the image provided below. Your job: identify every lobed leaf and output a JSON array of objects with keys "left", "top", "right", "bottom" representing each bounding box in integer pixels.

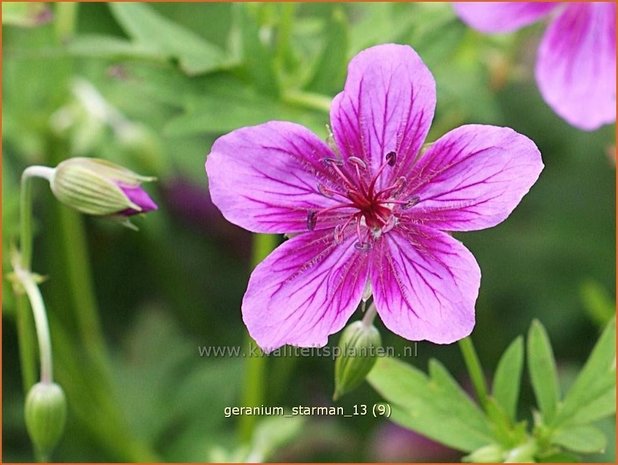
[
  {"left": 368, "top": 357, "right": 494, "bottom": 452},
  {"left": 552, "top": 316, "right": 616, "bottom": 427}
]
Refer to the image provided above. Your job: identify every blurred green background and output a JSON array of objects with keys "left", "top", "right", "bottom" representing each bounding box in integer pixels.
[{"left": 2, "top": 2, "right": 615, "bottom": 462}]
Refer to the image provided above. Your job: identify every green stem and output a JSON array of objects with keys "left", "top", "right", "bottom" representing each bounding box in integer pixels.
[
  {"left": 14, "top": 266, "right": 54, "bottom": 383},
  {"left": 20, "top": 166, "right": 54, "bottom": 269},
  {"left": 283, "top": 89, "right": 332, "bottom": 113},
  {"left": 16, "top": 166, "right": 55, "bottom": 392},
  {"left": 238, "top": 233, "right": 279, "bottom": 444},
  {"left": 54, "top": 2, "right": 79, "bottom": 43},
  {"left": 16, "top": 298, "right": 37, "bottom": 392},
  {"left": 361, "top": 302, "right": 377, "bottom": 327},
  {"left": 458, "top": 337, "right": 489, "bottom": 409},
  {"left": 56, "top": 206, "right": 108, "bottom": 366}
]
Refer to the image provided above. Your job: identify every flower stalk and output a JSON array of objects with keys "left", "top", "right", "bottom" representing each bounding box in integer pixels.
[
  {"left": 13, "top": 262, "right": 54, "bottom": 384},
  {"left": 239, "top": 233, "right": 279, "bottom": 443}
]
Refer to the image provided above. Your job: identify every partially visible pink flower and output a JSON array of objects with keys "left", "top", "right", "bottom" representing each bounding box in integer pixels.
[
  {"left": 453, "top": 2, "right": 616, "bottom": 131},
  {"left": 205, "top": 44, "right": 543, "bottom": 351}
]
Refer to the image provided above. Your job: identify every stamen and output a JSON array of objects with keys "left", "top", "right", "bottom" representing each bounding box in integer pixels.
[
  {"left": 367, "top": 152, "right": 397, "bottom": 197},
  {"left": 334, "top": 215, "right": 355, "bottom": 244},
  {"left": 318, "top": 183, "right": 347, "bottom": 199},
  {"left": 405, "top": 195, "right": 420, "bottom": 208},
  {"left": 334, "top": 225, "right": 345, "bottom": 244},
  {"left": 348, "top": 157, "right": 367, "bottom": 170},
  {"left": 322, "top": 157, "right": 344, "bottom": 167},
  {"left": 376, "top": 176, "right": 406, "bottom": 199},
  {"left": 322, "top": 157, "right": 355, "bottom": 189},
  {"left": 306, "top": 203, "right": 356, "bottom": 231},
  {"left": 307, "top": 210, "right": 317, "bottom": 230},
  {"left": 385, "top": 151, "right": 397, "bottom": 166},
  {"left": 383, "top": 196, "right": 420, "bottom": 209},
  {"left": 354, "top": 241, "right": 372, "bottom": 252}
]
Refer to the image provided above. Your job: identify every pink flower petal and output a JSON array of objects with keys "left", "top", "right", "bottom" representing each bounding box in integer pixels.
[
  {"left": 536, "top": 3, "right": 616, "bottom": 131},
  {"left": 118, "top": 184, "right": 158, "bottom": 216},
  {"left": 453, "top": 2, "right": 557, "bottom": 33},
  {"left": 370, "top": 227, "right": 480, "bottom": 344},
  {"left": 206, "top": 121, "right": 343, "bottom": 234},
  {"left": 405, "top": 125, "right": 543, "bottom": 232},
  {"left": 330, "top": 44, "right": 435, "bottom": 188},
  {"left": 243, "top": 230, "right": 369, "bottom": 351}
]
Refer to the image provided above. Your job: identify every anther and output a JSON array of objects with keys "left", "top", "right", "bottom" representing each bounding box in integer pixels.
[
  {"left": 334, "top": 225, "right": 345, "bottom": 244},
  {"left": 354, "top": 241, "right": 373, "bottom": 252},
  {"left": 322, "top": 157, "right": 344, "bottom": 167},
  {"left": 348, "top": 157, "right": 367, "bottom": 170},
  {"left": 318, "top": 184, "right": 334, "bottom": 198},
  {"left": 385, "top": 151, "right": 397, "bottom": 167},
  {"left": 404, "top": 195, "right": 420, "bottom": 209},
  {"left": 307, "top": 210, "right": 317, "bottom": 230}
]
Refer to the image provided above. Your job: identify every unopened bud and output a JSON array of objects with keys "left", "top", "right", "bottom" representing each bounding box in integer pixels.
[
  {"left": 25, "top": 382, "right": 67, "bottom": 460},
  {"left": 463, "top": 444, "right": 505, "bottom": 463},
  {"left": 50, "top": 157, "right": 157, "bottom": 217},
  {"left": 333, "top": 321, "right": 381, "bottom": 400}
]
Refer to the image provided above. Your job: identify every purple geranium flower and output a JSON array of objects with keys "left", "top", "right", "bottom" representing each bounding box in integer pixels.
[
  {"left": 453, "top": 2, "right": 616, "bottom": 131},
  {"left": 205, "top": 44, "right": 543, "bottom": 351}
]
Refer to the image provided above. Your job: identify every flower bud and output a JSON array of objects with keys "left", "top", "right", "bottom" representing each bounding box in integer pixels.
[
  {"left": 333, "top": 321, "right": 381, "bottom": 400},
  {"left": 25, "top": 382, "right": 67, "bottom": 460},
  {"left": 49, "top": 157, "right": 157, "bottom": 217},
  {"left": 463, "top": 444, "right": 505, "bottom": 463}
]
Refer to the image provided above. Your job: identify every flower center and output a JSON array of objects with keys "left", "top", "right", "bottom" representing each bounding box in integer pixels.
[{"left": 307, "top": 152, "right": 419, "bottom": 251}]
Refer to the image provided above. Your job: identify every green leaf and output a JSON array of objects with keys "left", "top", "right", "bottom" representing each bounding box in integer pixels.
[
  {"left": 551, "top": 425, "right": 607, "bottom": 454},
  {"left": 304, "top": 8, "right": 349, "bottom": 95},
  {"left": 580, "top": 280, "right": 615, "bottom": 327},
  {"left": 108, "top": 3, "right": 232, "bottom": 75},
  {"left": 528, "top": 320, "right": 561, "bottom": 423},
  {"left": 553, "top": 316, "right": 616, "bottom": 427},
  {"left": 166, "top": 89, "right": 327, "bottom": 137},
  {"left": 232, "top": 4, "right": 280, "bottom": 96},
  {"left": 2, "top": 3, "right": 50, "bottom": 27},
  {"left": 492, "top": 336, "right": 524, "bottom": 420},
  {"left": 538, "top": 452, "right": 581, "bottom": 462},
  {"left": 368, "top": 357, "right": 493, "bottom": 452},
  {"left": 67, "top": 35, "right": 166, "bottom": 61}
]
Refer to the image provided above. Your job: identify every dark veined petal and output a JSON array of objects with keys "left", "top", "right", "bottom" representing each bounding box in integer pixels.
[
  {"left": 453, "top": 2, "right": 557, "bottom": 33},
  {"left": 370, "top": 227, "right": 480, "bottom": 344},
  {"left": 206, "top": 121, "right": 343, "bottom": 234},
  {"left": 243, "top": 230, "right": 370, "bottom": 351},
  {"left": 330, "top": 44, "right": 435, "bottom": 188},
  {"left": 536, "top": 3, "right": 616, "bottom": 130},
  {"left": 405, "top": 125, "right": 543, "bottom": 232}
]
